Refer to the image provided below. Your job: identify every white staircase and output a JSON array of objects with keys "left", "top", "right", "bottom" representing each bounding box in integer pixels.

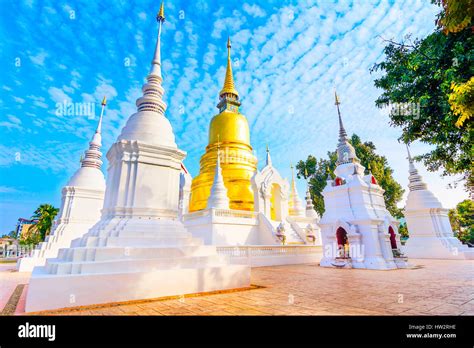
[{"left": 269, "top": 220, "right": 305, "bottom": 245}]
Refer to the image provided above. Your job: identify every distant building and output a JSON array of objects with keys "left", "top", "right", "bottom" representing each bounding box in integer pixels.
[
  {"left": 15, "top": 218, "right": 38, "bottom": 240},
  {"left": 0, "top": 237, "right": 18, "bottom": 257}
]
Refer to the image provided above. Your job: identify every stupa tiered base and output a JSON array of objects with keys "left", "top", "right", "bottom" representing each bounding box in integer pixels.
[
  {"left": 404, "top": 235, "right": 474, "bottom": 260},
  {"left": 17, "top": 221, "right": 100, "bottom": 273},
  {"left": 25, "top": 218, "right": 250, "bottom": 312}
]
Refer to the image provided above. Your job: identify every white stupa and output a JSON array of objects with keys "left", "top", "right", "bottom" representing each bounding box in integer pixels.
[
  {"left": 288, "top": 164, "right": 306, "bottom": 217},
  {"left": 403, "top": 145, "right": 474, "bottom": 260},
  {"left": 304, "top": 179, "right": 319, "bottom": 219},
  {"left": 17, "top": 100, "right": 107, "bottom": 272},
  {"left": 319, "top": 92, "right": 408, "bottom": 270},
  {"left": 25, "top": 3, "right": 249, "bottom": 312},
  {"left": 178, "top": 163, "right": 192, "bottom": 217},
  {"left": 206, "top": 147, "right": 230, "bottom": 209}
]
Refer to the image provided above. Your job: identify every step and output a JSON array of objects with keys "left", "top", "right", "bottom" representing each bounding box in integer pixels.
[
  {"left": 73, "top": 235, "right": 201, "bottom": 248},
  {"left": 45, "top": 255, "right": 227, "bottom": 275},
  {"left": 104, "top": 236, "right": 203, "bottom": 247},
  {"left": 57, "top": 245, "right": 217, "bottom": 262}
]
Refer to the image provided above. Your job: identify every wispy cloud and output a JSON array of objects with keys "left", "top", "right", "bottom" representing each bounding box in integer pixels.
[
  {"left": 29, "top": 49, "right": 48, "bottom": 66},
  {"left": 242, "top": 3, "right": 266, "bottom": 18}
]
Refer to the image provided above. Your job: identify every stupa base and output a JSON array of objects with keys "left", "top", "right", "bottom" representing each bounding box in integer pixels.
[
  {"left": 25, "top": 264, "right": 250, "bottom": 313},
  {"left": 404, "top": 236, "right": 474, "bottom": 260}
]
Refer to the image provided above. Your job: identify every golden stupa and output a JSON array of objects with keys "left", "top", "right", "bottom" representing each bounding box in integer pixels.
[{"left": 189, "top": 38, "right": 257, "bottom": 212}]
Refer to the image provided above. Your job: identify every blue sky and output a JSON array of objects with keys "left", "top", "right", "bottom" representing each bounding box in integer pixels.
[{"left": 0, "top": 0, "right": 468, "bottom": 233}]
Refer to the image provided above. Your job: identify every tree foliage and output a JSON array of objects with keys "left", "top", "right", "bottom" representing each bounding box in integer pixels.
[
  {"left": 434, "top": 0, "right": 474, "bottom": 34},
  {"left": 371, "top": 1, "right": 473, "bottom": 192},
  {"left": 296, "top": 134, "right": 405, "bottom": 219},
  {"left": 449, "top": 199, "right": 474, "bottom": 244},
  {"left": 449, "top": 76, "right": 474, "bottom": 127},
  {"left": 29, "top": 204, "right": 59, "bottom": 242}
]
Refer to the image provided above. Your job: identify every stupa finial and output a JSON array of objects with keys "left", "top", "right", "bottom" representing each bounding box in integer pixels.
[
  {"left": 157, "top": 1, "right": 165, "bottom": 22},
  {"left": 150, "top": 2, "right": 165, "bottom": 77},
  {"left": 266, "top": 145, "right": 272, "bottom": 166},
  {"left": 219, "top": 37, "right": 239, "bottom": 98},
  {"left": 81, "top": 97, "right": 107, "bottom": 169},
  {"left": 334, "top": 89, "right": 347, "bottom": 140}
]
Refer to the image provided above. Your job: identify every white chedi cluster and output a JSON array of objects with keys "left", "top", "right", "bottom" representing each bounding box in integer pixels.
[
  {"left": 17, "top": 102, "right": 107, "bottom": 272},
  {"left": 403, "top": 146, "right": 474, "bottom": 260},
  {"left": 25, "top": 5, "right": 249, "bottom": 313},
  {"left": 319, "top": 93, "right": 408, "bottom": 270},
  {"left": 184, "top": 145, "right": 321, "bottom": 247}
]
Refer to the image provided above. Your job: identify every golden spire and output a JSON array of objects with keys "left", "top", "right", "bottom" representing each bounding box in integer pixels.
[
  {"left": 219, "top": 37, "right": 239, "bottom": 97},
  {"left": 101, "top": 96, "right": 107, "bottom": 106},
  {"left": 157, "top": 1, "right": 165, "bottom": 22},
  {"left": 334, "top": 90, "right": 340, "bottom": 105}
]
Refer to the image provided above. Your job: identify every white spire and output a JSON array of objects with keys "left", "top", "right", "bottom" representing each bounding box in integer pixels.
[
  {"left": 288, "top": 164, "right": 305, "bottom": 217},
  {"left": 136, "top": 3, "right": 166, "bottom": 114},
  {"left": 81, "top": 98, "right": 106, "bottom": 170},
  {"left": 266, "top": 145, "right": 272, "bottom": 166},
  {"left": 207, "top": 146, "right": 230, "bottom": 209},
  {"left": 334, "top": 91, "right": 359, "bottom": 166},
  {"left": 117, "top": 2, "right": 176, "bottom": 147},
  {"left": 406, "top": 144, "right": 428, "bottom": 191},
  {"left": 305, "top": 184, "right": 318, "bottom": 218},
  {"left": 405, "top": 143, "right": 442, "bottom": 212}
]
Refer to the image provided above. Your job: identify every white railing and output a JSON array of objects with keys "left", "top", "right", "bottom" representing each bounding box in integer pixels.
[
  {"left": 213, "top": 209, "right": 257, "bottom": 219},
  {"left": 183, "top": 208, "right": 258, "bottom": 221},
  {"left": 182, "top": 209, "right": 211, "bottom": 221},
  {"left": 286, "top": 218, "right": 308, "bottom": 244},
  {"left": 257, "top": 213, "right": 280, "bottom": 244},
  {"left": 287, "top": 215, "right": 317, "bottom": 223},
  {"left": 217, "top": 245, "right": 321, "bottom": 257}
]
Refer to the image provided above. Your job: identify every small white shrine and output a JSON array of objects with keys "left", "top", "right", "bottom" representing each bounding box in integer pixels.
[{"left": 319, "top": 93, "right": 408, "bottom": 270}]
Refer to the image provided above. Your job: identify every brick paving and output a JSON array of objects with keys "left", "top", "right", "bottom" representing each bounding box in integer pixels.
[{"left": 1, "top": 259, "right": 473, "bottom": 315}]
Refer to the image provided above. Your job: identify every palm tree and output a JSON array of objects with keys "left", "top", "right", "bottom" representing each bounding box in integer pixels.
[{"left": 30, "top": 204, "right": 59, "bottom": 241}]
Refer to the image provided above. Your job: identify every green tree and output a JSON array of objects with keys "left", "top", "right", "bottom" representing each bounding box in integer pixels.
[
  {"left": 1, "top": 231, "right": 17, "bottom": 239},
  {"left": 296, "top": 134, "right": 405, "bottom": 218},
  {"left": 449, "top": 199, "right": 474, "bottom": 244},
  {"left": 19, "top": 230, "right": 42, "bottom": 246},
  {"left": 434, "top": 0, "right": 474, "bottom": 34},
  {"left": 30, "top": 204, "right": 59, "bottom": 242},
  {"left": 398, "top": 222, "right": 409, "bottom": 240},
  {"left": 371, "top": 0, "right": 473, "bottom": 192},
  {"left": 295, "top": 154, "right": 335, "bottom": 216}
]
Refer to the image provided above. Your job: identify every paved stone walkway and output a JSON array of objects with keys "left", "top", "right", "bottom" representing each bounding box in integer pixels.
[
  {"left": 1, "top": 259, "right": 473, "bottom": 315},
  {"left": 0, "top": 263, "right": 29, "bottom": 314}
]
